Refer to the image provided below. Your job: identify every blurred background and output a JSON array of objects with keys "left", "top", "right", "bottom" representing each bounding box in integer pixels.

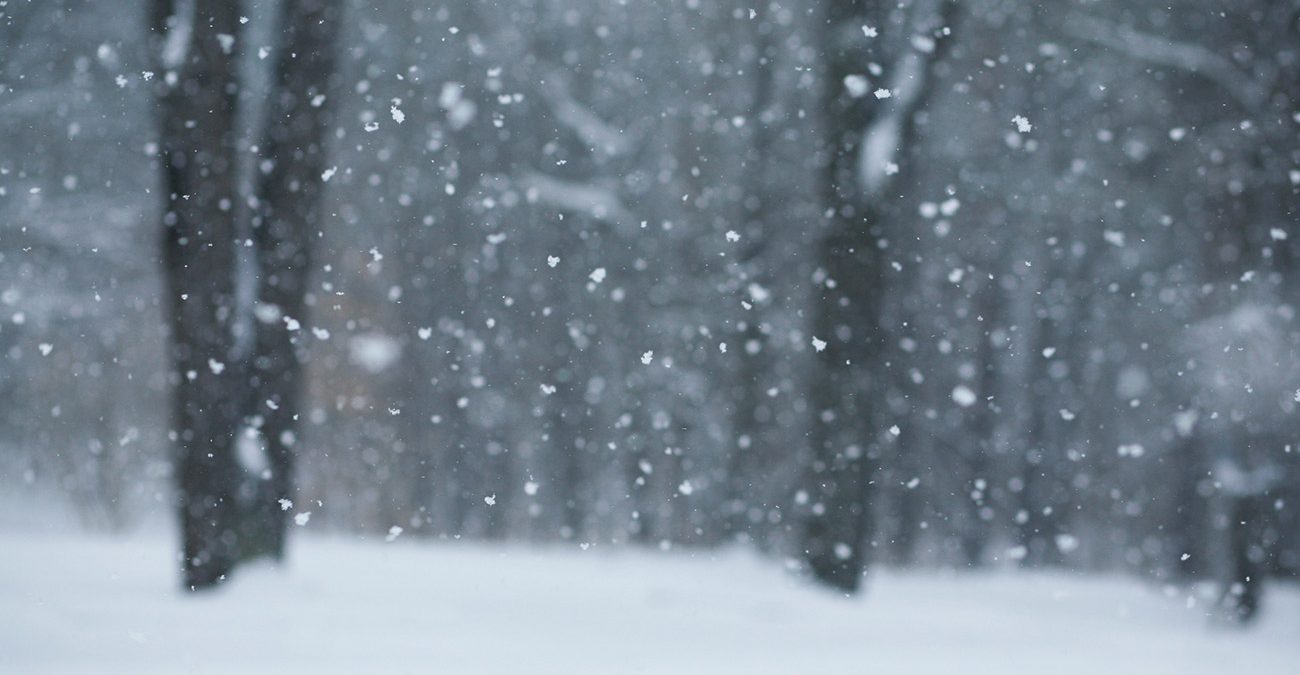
[{"left": 1, "top": 0, "right": 1299, "bottom": 670}]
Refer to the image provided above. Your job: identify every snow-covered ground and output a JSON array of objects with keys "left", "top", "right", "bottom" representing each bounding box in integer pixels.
[{"left": 2, "top": 530, "right": 1298, "bottom": 674}]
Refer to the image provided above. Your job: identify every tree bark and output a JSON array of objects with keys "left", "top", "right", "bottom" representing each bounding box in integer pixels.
[
  {"left": 804, "top": 0, "right": 955, "bottom": 593},
  {"left": 154, "top": 0, "right": 342, "bottom": 586},
  {"left": 153, "top": 0, "right": 245, "bottom": 590},
  {"left": 247, "top": 0, "right": 344, "bottom": 559}
]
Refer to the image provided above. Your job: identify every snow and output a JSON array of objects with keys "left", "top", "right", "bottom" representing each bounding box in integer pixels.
[
  {"left": 843, "top": 74, "right": 870, "bottom": 98},
  {"left": 1, "top": 531, "right": 1298, "bottom": 674},
  {"left": 347, "top": 333, "right": 401, "bottom": 373}
]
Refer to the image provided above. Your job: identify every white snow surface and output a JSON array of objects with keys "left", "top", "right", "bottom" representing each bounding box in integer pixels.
[{"left": 2, "top": 530, "right": 1298, "bottom": 674}]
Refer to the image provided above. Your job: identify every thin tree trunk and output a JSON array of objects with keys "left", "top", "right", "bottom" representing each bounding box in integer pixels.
[
  {"left": 247, "top": 0, "right": 344, "bottom": 560},
  {"left": 725, "top": 3, "right": 777, "bottom": 543}
]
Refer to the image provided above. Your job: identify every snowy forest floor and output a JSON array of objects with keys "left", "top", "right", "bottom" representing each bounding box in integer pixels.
[{"left": 2, "top": 529, "right": 1298, "bottom": 674}]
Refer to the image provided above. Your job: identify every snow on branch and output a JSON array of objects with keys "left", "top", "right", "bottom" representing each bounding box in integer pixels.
[
  {"left": 858, "top": 50, "right": 923, "bottom": 199},
  {"left": 857, "top": 0, "right": 952, "bottom": 199},
  {"left": 518, "top": 171, "right": 634, "bottom": 228},
  {"left": 1062, "top": 13, "right": 1266, "bottom": 110},
  {"left": 540, "top": 71, "right": 634, "bottom": 157},
  {"left": 160, "top": 0, "right": 196, "bottom": 71}
]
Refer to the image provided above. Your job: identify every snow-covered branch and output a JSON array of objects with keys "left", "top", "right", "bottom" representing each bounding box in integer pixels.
[
  {"left": 540, "top": 71, "right": 633, "bottom": 157},
  {"left": 858, "top": 50, "right": 923, "bottom": 199},
  {"left": 160, "top": 0, "right": 196, "bottom": 72},
  {"left": 1062, "top": 13, "right": 1266, "bottom": 110},
  {"left": 518, "top": 171, "right": 634, "bottom": 228},
  {"left": 857, "top": 0, "right": 952, "bottom": 199}
]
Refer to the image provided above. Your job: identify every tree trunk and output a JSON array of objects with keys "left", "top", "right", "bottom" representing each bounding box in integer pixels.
[
  {"left": 1222, "top": 493, "right": 1263, "bottom": 623},
  {"left": 154, "top": 0, "right": 342, "bottom": 586},
  {"left": 247, "top": 0, "right": 344, "bottom": 560},
  {"left": 153, "top": 0, "right": 245, "bottom": 590},
  {"left": 804, "top": 0, "right": 954, "bottom": 593}
]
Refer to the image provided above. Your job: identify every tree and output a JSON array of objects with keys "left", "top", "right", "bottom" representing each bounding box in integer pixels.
[
  {"left": 152, "top": 0, "right": 342, "bottom": 589},
  {"left": 804, "top": 0, "right": 954, "bottom": 592},
  {"left": 246, "top": 0, "right": 344, "bottom": 561},
  {"left": 153, "top": 0, "right": 246, "bottom": 590}
]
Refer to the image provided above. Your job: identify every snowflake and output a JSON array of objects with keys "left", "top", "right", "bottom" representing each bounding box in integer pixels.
[{"left": 951, "top": 385, "right": 977, "bottom": 407}]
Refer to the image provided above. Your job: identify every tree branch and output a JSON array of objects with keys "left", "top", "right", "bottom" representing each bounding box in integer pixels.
[
  {"left": 1062, "top": 13, "right": 1267, "bottom": 110},
  {"left": 857, "top": 0, "right": 956, "bottom": 199},
  {"left": 518, "top": 171, "right": 635, "bottom": 229},
  {"left": 539, "top": 69, "right": 634, "bottom": 158}
]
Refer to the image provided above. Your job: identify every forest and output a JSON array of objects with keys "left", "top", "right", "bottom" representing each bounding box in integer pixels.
[{"left": 1, "top": 0, "right": 1298, "bottom": 671}]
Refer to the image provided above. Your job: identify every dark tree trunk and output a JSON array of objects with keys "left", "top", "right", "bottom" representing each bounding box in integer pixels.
[
  {"left": 1222, "top": 494, "right": 1263, "bottom": 623},
  {"left": 802, "top": 0, "right": 884, "bottom": 597},
  {"left": 804, "top": 0, "right": 955, "bottom": 593},
  {"left": 153, "top": 0, "right": 245, "bottom": 590},
  {"left": 153, "top": 0, "right": 341, "bottom": 587},
  {"left": 247, "top": 0, "right": 344, "bottom": 560}
]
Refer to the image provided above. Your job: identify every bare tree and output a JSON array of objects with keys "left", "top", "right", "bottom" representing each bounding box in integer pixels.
[
  {"left": 245, "top": 0, "right": 344, "bottom": 560},
  {"left": 153, "top": 0, "right": 246, "bottom": 590},
  {"left": 804, "top": 0, "right": 954, "bottom": 592},
  {"left": 153, "top": 0, "right": 341, "bottom": 588}
]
